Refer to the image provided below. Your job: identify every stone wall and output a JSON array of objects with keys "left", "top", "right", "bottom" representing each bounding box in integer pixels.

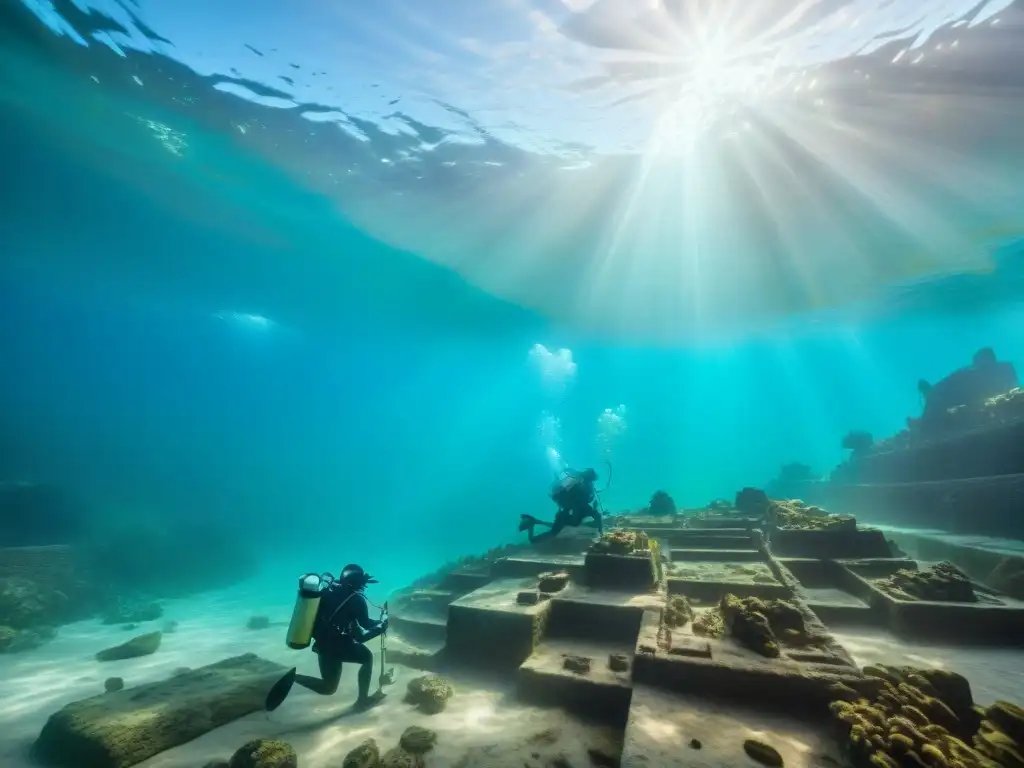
[
  {"left": 848, "top": 420, "right": 1024, "bottom": 484},
  {"left": 807, "top": 474, "right": 1024, "bottom": 540}
]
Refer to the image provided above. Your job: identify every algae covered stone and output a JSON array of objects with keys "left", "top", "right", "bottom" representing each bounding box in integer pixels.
[
  {"left": 342, "top": 739, "right": 381, "bottom": 768},
  {"left": 405, "top": 674, "right": 454, "bottom": 714},
  {"left": 0, "top": 576, "right": 67, "bottom": 629},
  {"left": 0, "top": 623, "right": 56, "bottom": 653},
  {"left": 538, "top": 570, "right": 569, "bottom": 593},
  {"left": 721, "top": 595, "right": 779, "bottom": 658},
  {"left": 824, "top": 663, "right": 1024, "bottom": 768},
  {"left": 399, "top": 725, "right": 437, "bottom": 754},
  {"left": 663, "top": 595, "right": 694, "bottom": 629},
  {"left": 743, "top": 739, "right": 784, "bottom": 766},
  {"left": 875, "top": 561, "right": 977, "bottom": 602},
  {"left": 32, "top": 653, "right": 287, "bottom": 768},
  {"left": 381, "top": 746, "right": 423, "bottom": 768},
  {"left": 590, "top": 530, "right": 640, "bottom": 555},
  {"left": 228, "top": 739, "right": 297, "bottom": 768},
  {"left": 562, "top": 654, "right": 591, "bottom": 674},
  {"left": 767, "top": 499, "right": 855, "bottom": 532},
  {"left": 95, "top": 631, "right": 162, "bottom": 661},
  {"left": 103, "top": 677, "right": 124, "bottom": 693}
]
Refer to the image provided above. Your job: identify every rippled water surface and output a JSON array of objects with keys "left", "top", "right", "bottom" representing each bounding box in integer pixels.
[{"left": 3, "top": 0, "right": 1024, "bottom": 339}]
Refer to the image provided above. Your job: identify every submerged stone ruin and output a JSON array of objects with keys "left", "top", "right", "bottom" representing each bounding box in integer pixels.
[
  {"left": 379, "top": 499, "right": 1024, "bottom": 767},
  {"left": 18, "top": 490, "right": 1024, "bottom": 768}
]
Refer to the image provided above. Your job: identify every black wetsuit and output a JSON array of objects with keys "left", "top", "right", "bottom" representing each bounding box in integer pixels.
[
  {"left": 295, "top": 583, "right": 387, "bottom": 702},
  {"left": 524, "top": 471, "right": 603, "bottom": 544}
]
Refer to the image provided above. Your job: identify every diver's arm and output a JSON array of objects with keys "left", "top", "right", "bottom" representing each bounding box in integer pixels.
[{"left": 350, "top": 595, "right": 387, "bottom": 641}]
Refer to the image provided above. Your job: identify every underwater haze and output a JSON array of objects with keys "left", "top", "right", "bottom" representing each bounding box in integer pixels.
[{"left": 3, "top": 0, "right": 1024, "bottom": 766}]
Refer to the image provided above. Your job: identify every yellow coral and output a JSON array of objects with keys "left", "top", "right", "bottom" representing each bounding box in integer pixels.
[
  {"left": 869, "top": 752, "right": 899, "bottom": 768},
  {"left": 830, "top": 665, "right": 1023, "bottom": 768}
]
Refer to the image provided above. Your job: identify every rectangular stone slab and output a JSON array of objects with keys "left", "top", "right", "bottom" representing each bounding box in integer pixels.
[
  {"left": 517, "top": 637, "right": 634, "bottom": 726},
  {"left": 770, "top": 528, "right": 893, "bottom": 559},
  {"left": 841, "top": 564, "right": 1024, "bottom": 644},
  {"left": 32, "top": 653, "right": 288, "bottom": 768},
  {"left": 584, "top": 552, "right": 657, "bottom": 591},
  {"left": 446, "top": 578, "right": 552, "bottom": 670},
  {"left": 490, "top": 555, "right": 584, "bottom": 580}
]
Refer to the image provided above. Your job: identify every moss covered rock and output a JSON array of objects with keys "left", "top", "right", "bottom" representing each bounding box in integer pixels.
[
  {"left": 33, "top": 653, "right": 288, "bottom": 768},
  {"left": 405, "top": 674, "right": 454, "bottom": 714},
  {"left": 0, "top": 576, "right": 65, "bottom": 629},
  {"left": 590, "top": 530, "right": 642, "bottom": 555},
  {"left": 692, "top": 609, "right": 725, "bottom": 638},
  {"left": 95, "top": 631, "right": 162, "bottom": 662},
  {"left": 743, "top": 739, "right": 784, "bottom": 766},
  {"left": 228, "top": 739, "right": 297, "bottom": 768},
  {"left": 0, "top": 624, "right": 56, "bottom": 654},
  {"left": 537, "top": 571, "right": 569, "bottom": 593},
  {"left": 876, "top": 561, "right": 976, "bottom": 602},
  {"left": 399, "top": 726, "right": 437, "bottom": 754},
  {"left": 767, "top": 500, "right": 855, "bottom": 532},
  {"left": 381, "top": 747, "right": 423, "bottom": 768},
  {"left": 664, "top": 595, "right": 694, "bottom": 629},
  {"left": 721, "top": 595, "right": 779, "bottom": 658},
  {"left": 342, "top": 738, "right": 381, "bottom": 768},
  {"left": 825, "top": 664, "right": 1024, "bottom": 768}
]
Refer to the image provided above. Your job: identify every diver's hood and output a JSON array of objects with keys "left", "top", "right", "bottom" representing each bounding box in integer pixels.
[{"left": 340, "top": 564, "right": 378, "bottom": 585}]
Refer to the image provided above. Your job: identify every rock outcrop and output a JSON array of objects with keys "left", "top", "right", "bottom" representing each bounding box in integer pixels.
[
  {"left": 95, "top": 631, "right": 162, "bottom": 662},
  {"left": 227, "top": 739, "right": 297, "bottom": 768},
  {"left": 32, "top": 653, "right": 287, "bottom": 768},
  {"left": 875, "top": 562, "right": 977, "bottom": 602},
  {"left": 404, "top": 674, "right": 454, "bottom": 714}
]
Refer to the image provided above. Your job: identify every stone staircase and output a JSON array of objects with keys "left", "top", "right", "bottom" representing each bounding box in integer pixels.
[{"left": 385, "top": 516, "right": 1024, "bottom": 765}]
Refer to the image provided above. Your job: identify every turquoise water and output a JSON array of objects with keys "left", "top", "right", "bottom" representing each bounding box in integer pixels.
[
  {"left": 3, "top": 0, "right": 1024, "bottom": 586},
  {"left": 1, "top": 3, "right": 1024, "bottom": 764}
]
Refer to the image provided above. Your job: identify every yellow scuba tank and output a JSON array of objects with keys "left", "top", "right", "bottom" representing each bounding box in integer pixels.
[{"left": 285, "top": 573, "right": 324, "bottom": 649}]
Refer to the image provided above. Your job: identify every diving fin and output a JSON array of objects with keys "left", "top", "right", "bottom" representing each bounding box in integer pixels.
[
  {"left": 518, "top": 514, "right": 537, "bottom": 532},
  {"left": 265, "top": 667, "right": 297, "bottom": 712}
]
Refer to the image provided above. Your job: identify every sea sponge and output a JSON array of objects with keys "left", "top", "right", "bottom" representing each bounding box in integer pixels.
[
  {"left": 590, "top": 531, "right": 639, "bottom": 555},
  {"left": 767, "top": 500, "right": 856, "bottom": 532},
  {"left": 228, "top": 739, "right": 298, "bottom": 768},
  {"left": 691, "top": 609, "right": 725, "bottom": 638},
  {"left": 342, "top": 739, "right": 381, "bottom": 768},
  {"left": 405, "top": 674, "right": 454, "bottom": 714},
  {"left": 664, "top": 595, "right": 694, "bottom": 629},
  {"left": 95, "top": 631, "right": 162, "bottom": 662},
  {"left": 720, "top": 594, "right": 779, "bottom": 658},
  {"left": 875, "top": 563, "right": 976, "bottom": 603}
]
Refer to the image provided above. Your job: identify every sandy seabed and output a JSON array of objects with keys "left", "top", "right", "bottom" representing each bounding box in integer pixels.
[
  {"left": 1, "top": 578, "right": 1022, "bottom": 768},
  {"left": 0, "top": 580, "right": 614, "bottom": 768}
]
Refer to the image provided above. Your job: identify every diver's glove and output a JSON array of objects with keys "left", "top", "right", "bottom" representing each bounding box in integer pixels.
[{"left": 380, "top": 613, "right": 389, "bottom": 633}]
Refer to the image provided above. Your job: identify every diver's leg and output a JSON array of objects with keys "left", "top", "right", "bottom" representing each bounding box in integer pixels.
[
  {"left": 529, "top": 516, "right": 566, "bottom": 544},
  {"left": 337, "top": 643, "right": 381, "bottom": 708},
  {"left": 520, "top": 514, "right": 554, "bottom": 532},
  {"left": 294, "top": 653, "right": 343, "bottom": 695}
]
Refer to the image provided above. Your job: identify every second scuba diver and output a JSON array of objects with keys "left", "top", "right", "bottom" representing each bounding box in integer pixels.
[
  {"left": 269, "top": 564, "right": 389, "bottom": 712},
  {"left": 519, "top": 467, "right": 603, "bottom": 544}
]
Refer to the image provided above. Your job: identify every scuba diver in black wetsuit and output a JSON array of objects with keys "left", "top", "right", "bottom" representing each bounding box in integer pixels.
[
  {"left": 519, "top": 467, "right": 604, "bottom": 544},
  {"left": 268, "top": 564, "right": 389, "bottom": 713}
]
